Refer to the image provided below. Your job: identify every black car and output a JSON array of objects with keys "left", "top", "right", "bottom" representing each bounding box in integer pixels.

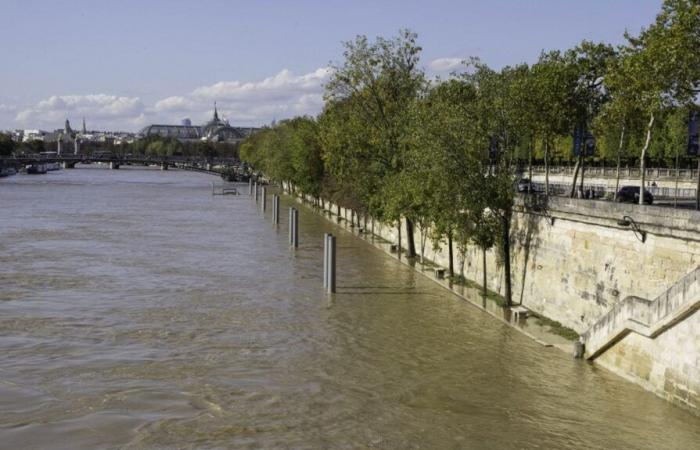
[
  {"left": 517, "top": 178, "right": 531, "bottom": 193},
  {"left": 616, "top": 186, "right": 653, "bottom": 205}
]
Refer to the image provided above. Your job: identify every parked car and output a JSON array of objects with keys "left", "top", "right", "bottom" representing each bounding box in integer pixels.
[
  {"left": 616, "top": 186, "right": 653, "bottom": 205},
  {"left": 517, "top": 178, "right": 533, "bottom": 193}
]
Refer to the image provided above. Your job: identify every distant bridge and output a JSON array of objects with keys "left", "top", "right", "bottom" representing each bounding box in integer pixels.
[{"left": 0, "top": 154, "right": 252, "bottom": 181}]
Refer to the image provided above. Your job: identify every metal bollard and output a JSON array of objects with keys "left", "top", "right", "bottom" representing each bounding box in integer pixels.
[
  {"left": 288, "top": 208, "right": 298, "bottom": 247},
  {"left": 327, "top": 235, "right": 336, "bottom": 293},
  {"left": 272, "top": 195, "right": 280, "bottom": 224},
  {"left": 292, "top": 208, "right": 299, "bottom": 247},
  {"left": 248, "top": 178, "right": 253, "bottom": 196},
  {"left": 261, "top": 186, "right": 267, "bottom": 212},
  {"left": 323, "top": 233, "right": 330, "bottom": 289},
  {"left": 254, "top": 182, "right": 258, "bottom": 202}
]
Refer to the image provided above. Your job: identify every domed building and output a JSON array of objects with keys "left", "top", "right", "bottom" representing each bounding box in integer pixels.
[
  {"left": 138, "top": 104, "right": 257, "bottom": 144},
  {"left": 201, "top": 103, "right": 245, "bottom": 143}
]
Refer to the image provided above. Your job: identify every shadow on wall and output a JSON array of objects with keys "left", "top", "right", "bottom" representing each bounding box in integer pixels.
[{"left": 514, "top": 194, "right": 550, "bottom": 305}]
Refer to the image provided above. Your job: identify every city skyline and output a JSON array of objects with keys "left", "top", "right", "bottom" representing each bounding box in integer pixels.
[{"left": 0, "top": 0, "right": 662, "bottom": 131}]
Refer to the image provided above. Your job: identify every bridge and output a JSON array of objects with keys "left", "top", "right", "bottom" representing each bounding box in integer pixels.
[{"left": 0, "top": 154, "right": 252, "bottom": 181}]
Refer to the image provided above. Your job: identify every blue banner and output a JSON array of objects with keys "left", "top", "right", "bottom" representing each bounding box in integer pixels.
[
  {"left": 573, "top": 125, "right": 595, "bottom": 157},
  {"left": 689, "top": 109, "right": 699, "bottom": 156}
]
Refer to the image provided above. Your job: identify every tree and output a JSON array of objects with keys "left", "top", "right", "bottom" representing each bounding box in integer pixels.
[
  {"left": 564, "top": 41, "right": 617, "bottom": 197},
  {"left": 0, "top": 133, "right": 15, "bottom": 156},
  {"left": 324, "top": 29, "right": 426, "bottom": 257},
  {"left": 609, "top": 0, "right": 700, "bottom": 205},
  {"left": 529, "top": 51, "right": 580, "bottom": 197},
  {"left": 461, "top": 61, "right": 520, "bottom": 306},
  {"left": 288, "top": 117, "right": 324, "bottom": 198},
  {"left": 414, "top": 78, "right": 480, "bottom": 277}
]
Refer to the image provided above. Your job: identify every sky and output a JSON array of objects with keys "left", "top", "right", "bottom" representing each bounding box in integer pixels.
[{"left": 0, "top": 0, "right": 663, "bottom": 132}]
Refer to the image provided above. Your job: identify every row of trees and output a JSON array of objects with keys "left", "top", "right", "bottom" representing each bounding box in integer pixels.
[
  {"left": 0, "top": 134, "right": 239, "bottom": 160},
  {"left": 241, "top": 0, "right": 700, "bottom": 306}
]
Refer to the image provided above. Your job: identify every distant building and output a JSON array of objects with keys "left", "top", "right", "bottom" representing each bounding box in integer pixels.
[
  {"left": 138, "top": 104, "right": 258, "bottom": 144},
  {"left": 22, "top": 129, "right": 49, "bottom": 142}
]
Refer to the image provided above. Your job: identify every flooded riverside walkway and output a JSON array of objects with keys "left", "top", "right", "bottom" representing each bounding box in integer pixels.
[{"left": 0, "top": 167, "right": 698, "bottom": 449}]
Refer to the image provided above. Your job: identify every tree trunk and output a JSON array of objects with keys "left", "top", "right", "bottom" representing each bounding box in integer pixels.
[
  {"left": 406, "top": 218, "right": 416, "bottom": 258},
  {"left": 482, "top": 247, "right": 487, "bottom": 300},
  {"left": 639, "top": 113, "right": 655, "bottom": 205},
  {"left": 544, "top": 138, "right": 550, "bottom": 197},
  {"left": 336, "top": 204, "right": 341, "bottom": 223},
  {"left": 614, "top": 125, "right": 625, "bottom": 202},
  {"left": 569, "top": 156, "right": 581, "bottom": 198},
  {"left": 397, "top": 221, "right": 402, "bottom": 256},
  {"left": 528, "top": 137, "right": 533, "bottom": 193},
  {"left": 501, "top": 214, "right": 512, "bottom": 308},
  {"left": 448, "top": 231, "right": 454, "bottom": 278},
  {"left": 579, "top": 154, "right": 586, "bottom": 198}
]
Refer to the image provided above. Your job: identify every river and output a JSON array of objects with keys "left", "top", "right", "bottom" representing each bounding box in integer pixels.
[{"left": 0, "top": 166, "right": 698, "bottom": 449}]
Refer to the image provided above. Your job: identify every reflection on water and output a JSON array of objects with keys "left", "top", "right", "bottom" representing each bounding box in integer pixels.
[{"left": 0, "top": 167, "right": 698, "bottom": 449}]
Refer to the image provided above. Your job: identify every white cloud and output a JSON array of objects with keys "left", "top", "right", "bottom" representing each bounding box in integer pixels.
[
  {"left": 428, "top": 57, "right": 465, "bottom": 72},
  {"left": 8, "top": 67, "right": 332, "bottom": 131},
  {"left": 14, "top": 94, "right": 145, "bottom": 130},
  {"left": 154, "top": 96, "right": 193, "bottom": 112},
  {"left": 153, "top": 67, "right": 331, "bottom": 126}
]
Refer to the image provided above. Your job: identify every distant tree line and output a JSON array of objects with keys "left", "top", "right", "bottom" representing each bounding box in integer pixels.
[
  {"left": 122, "top": 136, "right": 239, "bottom": 160},
  {"left": 239, "top": 0, "right": 700, "bottom": 306},
  {"left": 0, "top": 134, "right": 239, "bottom": 160}
]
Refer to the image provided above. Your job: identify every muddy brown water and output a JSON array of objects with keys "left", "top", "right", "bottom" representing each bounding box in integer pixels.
[{"left": 0, "top": 166, "right": 698, "bottom": 449}]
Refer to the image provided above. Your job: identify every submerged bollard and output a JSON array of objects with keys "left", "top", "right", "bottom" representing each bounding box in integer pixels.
[
  {"left": 261, "top": 186, "right": 267, "bottom": 212},
  {"left": 323, "top": 233, "right": 330, "bottom": 289},
  {"left": 292, "top": 208, "right": 299, "bottom": 247},
  {"left": 288, "top": 207, "right": 299, "bottom": 247},
  {"left": 272, "top": 195, "right": 280, "bottom": 224},
  {"left": 327, "top": 235, "right": 336, "bottom": 293}
]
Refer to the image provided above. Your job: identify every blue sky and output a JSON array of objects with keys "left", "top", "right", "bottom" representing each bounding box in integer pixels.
[{"left": 0, "top": 0, "right": 662, "bottom": 131}]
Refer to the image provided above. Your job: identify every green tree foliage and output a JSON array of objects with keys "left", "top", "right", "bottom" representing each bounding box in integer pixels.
[
  {"left": 236, "top": 1, "right": 700, "bottom": 306},
  {"left": 608, "top": 0, "right": 700, "bottom": 203},
  {"left": 0, "top": 133, "right": 15, "bottom": 156},
  {"left": 323, "top": 30, "right": 427, "bottom": 256}
]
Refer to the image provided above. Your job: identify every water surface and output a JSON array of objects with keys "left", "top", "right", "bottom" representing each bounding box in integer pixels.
[{"left": 1, "top": 166, "right": 698, "bottom": 449}]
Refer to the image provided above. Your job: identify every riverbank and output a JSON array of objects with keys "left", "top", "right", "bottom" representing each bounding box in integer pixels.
[
  {"left": 282, "top": 187, "right": 578, "bottom": 354},
  {"left": 277, "top": 182, "right": 700, "bottom": 416}
]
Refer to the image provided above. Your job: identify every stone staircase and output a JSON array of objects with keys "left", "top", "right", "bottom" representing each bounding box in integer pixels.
[{"left": 582, "top": 266, "right": 700, "bottom": 360}]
